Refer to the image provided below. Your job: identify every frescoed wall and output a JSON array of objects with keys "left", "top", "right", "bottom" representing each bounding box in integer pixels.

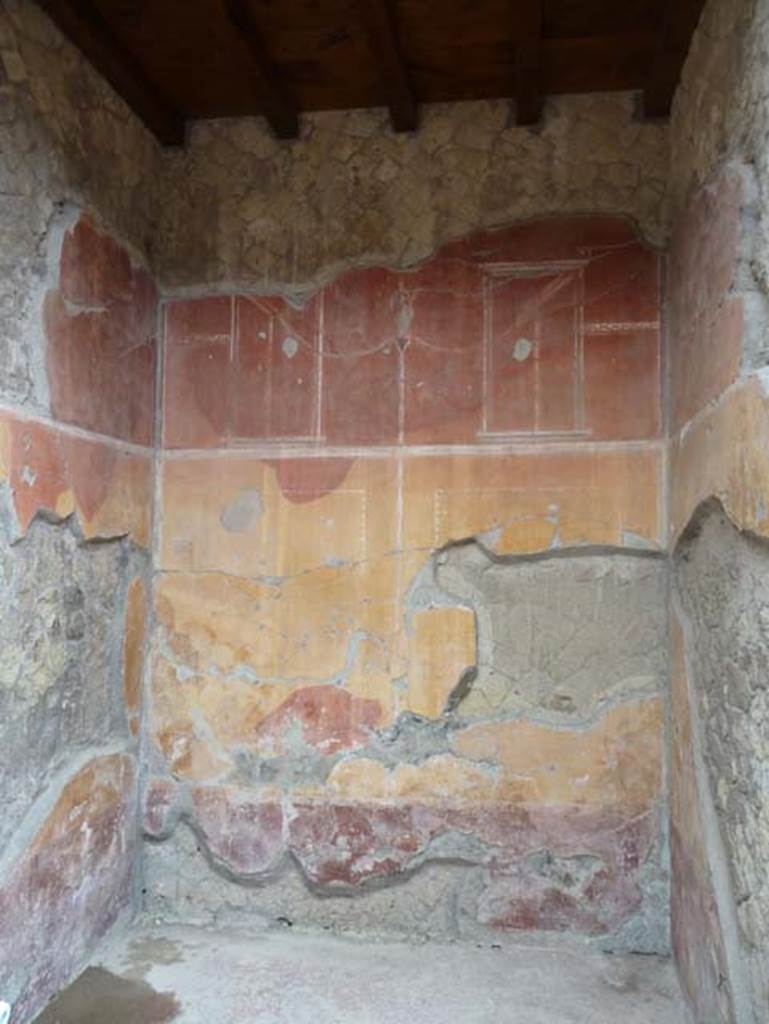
[
  {"left": 0, "top": 6, "right": 158, "bottom": 1006},
  {"left": 145, "top": 215, "right": 669, "bottom": 947},
  {"left": 665, "top": 2, "right": 769, "bottom": 1019},
  {"left": 0, "top": 210, "right": 156, "bottom": 1023},
  {"left": 5, "top": 0, "right": 769, "bottom": 1021},
  {"left": 667, "top": 48, "right": 769, "bottom": 1024}
]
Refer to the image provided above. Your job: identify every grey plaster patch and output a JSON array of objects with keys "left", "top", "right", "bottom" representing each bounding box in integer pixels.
[
  {"left": 434, "top": 542, "right": 667, "bottom": 720},
  {"left": 512, "top": 338, "right": 533, "bottom": 362},
  {"left": 281, "top": 335, "right": 299, "bottom": 359},
  {"left": 219, "top": 488, "right": 263, "bottom": 533},
  {"left": 349, "top": 712, "right": 455, "bottom": 769}
]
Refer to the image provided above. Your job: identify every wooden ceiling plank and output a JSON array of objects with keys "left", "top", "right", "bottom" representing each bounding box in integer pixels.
[
  {"left": 357, "top": 0, "right": 417, "bottom": 132},
  {"left": 225, "top": 0, "right": 299, "bottom": 140},
  {"left": 643, "top": 0, "right": 705, "bottom": 118},
  {"left": 37, "top": 0, "right": 185, "bottom": 146},
  {"left": 515, "top": 0, "right": 544, "bottom": 125}
]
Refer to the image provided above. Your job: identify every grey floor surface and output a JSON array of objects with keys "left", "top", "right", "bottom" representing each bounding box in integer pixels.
[{"left": 35, "top": 922, "right": 690, "bottom": 1024}]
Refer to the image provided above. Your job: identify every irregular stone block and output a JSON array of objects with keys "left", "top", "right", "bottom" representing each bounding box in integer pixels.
[{"left": 154, "top": 95, "right": 669, "bottom": 291}]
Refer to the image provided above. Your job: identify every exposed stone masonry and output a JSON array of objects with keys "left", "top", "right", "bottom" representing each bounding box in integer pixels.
[
  {"left": 154, "top": 93, "right": 669, "bottom": 292},
  {"left": 675, "top": 503, "right": 769, "bottom": 1015}
]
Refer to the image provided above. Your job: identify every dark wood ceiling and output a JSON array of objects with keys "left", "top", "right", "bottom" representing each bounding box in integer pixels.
[{"left": 37, "top": 0, "right": 706, "bottom": 145}]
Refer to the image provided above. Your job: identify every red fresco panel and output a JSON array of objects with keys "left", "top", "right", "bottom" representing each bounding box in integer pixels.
[
  {"left": 233, "top": 295, "right": 319, "bottom": 441},
  {"left": 46, "top": 217, "right": 157, "bottom": 445},
  {"left": 403, "top": 256, "right": 484, "bottom": 443},
  {"left": 163, "top": 339, "right": 230, "bottom": 448},
  {"left": 321, "top": 266, "right": 401, "bottom": 445},
  {"left": 165, "top": 296, "right": 232, "bottom": 347},
  {"left": 583, "top": 242, "right": 659, "bottom": 329},
  {"left": 584, "top": 330, "right": 660, "bottom": 440},
  {"left": 484, "top": 267, "right": 581, "bottom": 434},
  {"left": 158, "top": 217, "right": 662, "bottom": 450}
]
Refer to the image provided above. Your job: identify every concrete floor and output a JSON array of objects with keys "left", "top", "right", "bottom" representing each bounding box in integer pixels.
[{"left": 35, "top": 923, "right": 689, "bottom": 1024}]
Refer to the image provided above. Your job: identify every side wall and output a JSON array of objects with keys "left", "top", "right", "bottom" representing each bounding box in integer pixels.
[
  {"left": 0, "top": 4, "right": 159, "bottom": 1019},
  {"left": 668, "top": 0, "right": 769, "bottom": 1019},
  {"left": 144, "top": 108, "right": 671, "bottom": 948}
]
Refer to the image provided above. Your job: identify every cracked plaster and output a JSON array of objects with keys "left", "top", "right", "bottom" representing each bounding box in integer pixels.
[{"left": 154, "top": 93, "right": 669, "bottom": 293}]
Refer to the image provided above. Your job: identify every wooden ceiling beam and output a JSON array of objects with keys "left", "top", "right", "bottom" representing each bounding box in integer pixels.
[
  {"left": 643, "top": 0, "right": 705, "bottom": 118},
  {"left": 37, "top": 0, "right": 185, "bottom": 146},
  {"left": 225, "top": 0, "right": 299, "bottom": 140},
  {"left": 515, "top": 0, "right": 544, "bottom": 125},
  {"left": 357, "top": 0, "right": 417, "bottom": 133}
]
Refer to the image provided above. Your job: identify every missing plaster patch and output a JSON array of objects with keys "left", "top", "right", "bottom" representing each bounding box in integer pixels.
[
  {"left": 219, "top": 488, "right": 263, "bottom": 533},
  {"left": 281, "top": 336, "right": 299, "bottom": 359},
  {"left": 512, "top": 337, "right": 533, "bottom": 362}
]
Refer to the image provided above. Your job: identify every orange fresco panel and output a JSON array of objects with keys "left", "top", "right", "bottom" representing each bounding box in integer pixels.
[
  {"left": 401, "top": 449, "right": 662, "bottom": 555},
  {"left": 670, "top": 375, "right": 769, "bottom": 544},
  {"left": 407, "top": 607, "right": 476, "bottom": 719},
  {"left": 160, "top": 454, "right": 399, "bottom": 577},
  {"left": 0, "top": 754, "right": 135, "bottom": 1022},
  {"left": 451, "top": 697, "right": 662, "bottom": 812}
]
